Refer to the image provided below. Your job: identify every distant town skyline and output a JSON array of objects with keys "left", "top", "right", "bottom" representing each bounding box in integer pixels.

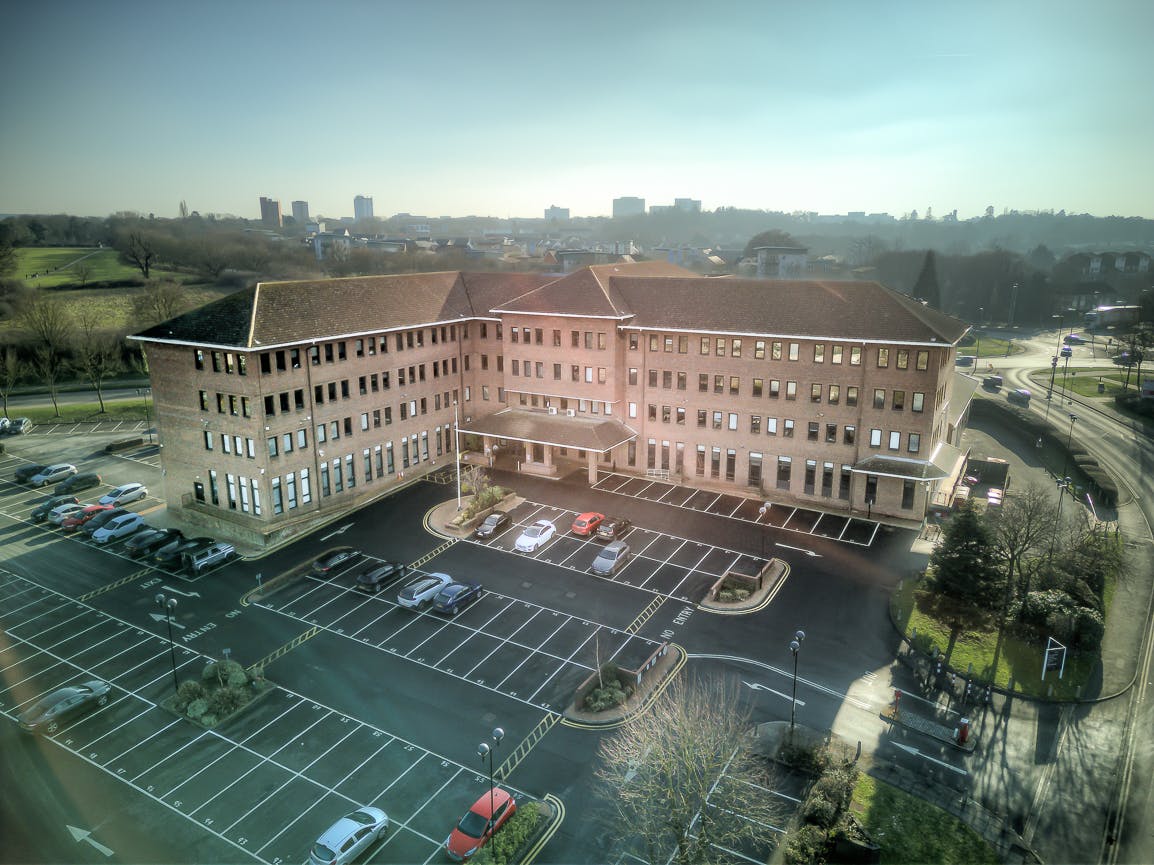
[{"left": 2, "top": 0, "right": 1152, "bottom": 221}]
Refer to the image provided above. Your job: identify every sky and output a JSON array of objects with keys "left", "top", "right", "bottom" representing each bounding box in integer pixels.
[{"left": 2, "top": 0, "right": 1152, "bottom": 221}]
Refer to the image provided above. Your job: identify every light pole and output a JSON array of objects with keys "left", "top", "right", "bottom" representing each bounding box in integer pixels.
[
  {"left": 477, "top": 726, "right": 504, "bottom": 834},
  {"left": 138, "top": 387, "right": 154, "bottom": 443},
  {"left": 1059, "top": 413, "right": 1078, "bottom": 483},
  {"left": 454, "top": 401, "right": 462, "bottom": 511},
  {"left": 155, "top": 593, "right": 179, "bottom": 694},
  {"left": 789, "top": 630, "right": 805, "bottom": 731},
  {"left": 1045, "top": 313, "right": 1063, "bottom": 416}
]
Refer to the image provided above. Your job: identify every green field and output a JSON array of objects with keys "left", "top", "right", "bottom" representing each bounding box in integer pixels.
[{"left": 14, "top": 247, "right": 144, "bottom": 287}]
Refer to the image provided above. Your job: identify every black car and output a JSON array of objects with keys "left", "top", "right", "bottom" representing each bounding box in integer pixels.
[
  {"left": 19, "top": 680, "right": 112, "bottom": 734},
  {"left": 595, "top": 516, "right": 632, "bottom": 541},
  {"left": 474, "top": 511, "right": 511, "bottom": 539},
  {"left": 312, "top": 547, "right": 360, "bottom": 576},
  {"left": 432, "top": 581, "right": 483, "bottom": 615},
  {"left": 31, "top": 494, "right": 80, "bottom": 523},
  {"left": 154, "top": 536, "right": 214, "bottom": 567},
  {"left": 14, "top": 464, "right": 48, "bottom": 484},
  {"left": 82, "top": 507, "right": 127, "bottom": 536},
  {"left": 355, "top": 562, "right": 408, "bottom": 593},
  {"left": 126, "top": 527, "right": 184, "bottom": 558},
  {"left": 55, "top": 472, "right": 102, "bottom": 495}
]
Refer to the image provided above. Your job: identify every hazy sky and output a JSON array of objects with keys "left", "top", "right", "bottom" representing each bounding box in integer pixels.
[{"left": 2, "top": 0, "right": 1151, "bottom": 221}]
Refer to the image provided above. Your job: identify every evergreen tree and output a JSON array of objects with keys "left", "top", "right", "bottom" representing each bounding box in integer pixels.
[
  {"left": 927, "top": 502, "right": 1004, "bottom": 660},
  {"left": 911, "top": 250, "right": 941, "bottom": 309}
]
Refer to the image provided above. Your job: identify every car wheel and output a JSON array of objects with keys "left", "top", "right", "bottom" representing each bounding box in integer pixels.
[
  {"left": 97, "top": 695, "right": 108, "bottom": 706},
  {"left": 451, "top": 606, "right": 459, "bottom": 615},
  {"left": 46, "top": 720, "right": 58, "bottom": 733}
]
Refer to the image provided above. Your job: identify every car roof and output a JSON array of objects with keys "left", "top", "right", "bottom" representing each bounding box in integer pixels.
[
  {"left": 576, "top": 511, "right": 601, "bottom": 519},
  {"left": 602, "top": 540, "right": 628, "bottom": 551},
  {"left": 533, "top": 519, "right": 554, "bottom": 527}
]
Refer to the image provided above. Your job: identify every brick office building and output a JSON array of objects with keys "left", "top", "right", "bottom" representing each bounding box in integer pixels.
[{"left": 131, "top": 261, "right": 972, "bottom": 547}]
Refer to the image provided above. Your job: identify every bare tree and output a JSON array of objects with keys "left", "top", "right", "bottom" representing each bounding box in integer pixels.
[
  {"left": 19, "top": 291, "right": 73, "bottom": 350},
  {"left": 125, "top": 232, "right": 155, "bottom": 279},
  {"left": 32, "top": 345, "right": 67, "bottom": 416},
  {"left": 73, "top": 261, "right": 93, "bottom": 287},
  {"left": 988, "top": 484, "right": 1057, "bottom": 607},
  {"left": 0, "top": 345, "right": 23, "bottom": 418},
  {"left": 595, "top": 676, "right": 788, "bottom": 865},
  {"left": 132, "top": 279, "right": 186, "bottom": 326},
  {"left": 74, "top": 311, "right": 123, "bottom": 413},
  {"left": 460, "top": 464, "right": 489, "bottom": 497}
]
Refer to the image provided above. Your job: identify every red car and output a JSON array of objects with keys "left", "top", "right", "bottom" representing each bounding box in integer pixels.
[
  {"left": 60, "top": 504, "right": 112, "bottom": 533},
  {"left": 571, "top": 512, "right": 604, "bottom": 536},
  {"left": 444, "top": 788, "right": 516, "bottom": 861}
]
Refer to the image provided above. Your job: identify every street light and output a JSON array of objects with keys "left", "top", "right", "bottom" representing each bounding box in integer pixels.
[
  {"left": 1045, "top": 313, "right": 1063, "bottom": 419},
  {"left": 154, "top": 593, "right": 179, "bottom": 694},
  {"left": 138, "top": 387, "right": 154, "bottom": 444},
  {"left": 789, "top": 629, "right": 805, "bottom": 731},
  {"left": 454, "top": 400, "right": 462, "bottom": 511},
  {"left": 1059, "top": 413, "right": 1078, "bottom": 483},
  {"left": 477, "top": 726, "right": 504, "bottom": 835}
]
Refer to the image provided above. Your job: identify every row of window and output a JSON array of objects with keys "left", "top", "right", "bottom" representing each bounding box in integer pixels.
[
  {"left": 249, "top": 325, "right": 475, "bottom": 375},
  {"left": 509, "top": 327, "right": 607, "bottom": 350},
  {"left": 627, "top": 333, "right": 930, "bottom": 371},
  {"left": 200, "top": 391, "right": 253, "bottom": 417},
  {"left": 510, "top": 360, "right": 608, "bottom": 384}
]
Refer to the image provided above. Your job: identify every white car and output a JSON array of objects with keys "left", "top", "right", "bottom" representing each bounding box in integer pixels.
[
  {"left": 48, "top": 502, "right": 87, "bottom": 525},
  {"left": 515, "top": 519, "right": 556, "bottom": 552},
  {"left": 308, "top": 807, "right": 389, "bottom": 865},
  {"left": 28, "top": 464, "right": 78, "bottom": 487},
  {"left": 98, "top": 483, "right": 148, "bottom": 506},
  {"left": 396, "top": 572, "right": 454, "bottom": 609},
  {"left": 92, "top": 513, "right": 146, "bottom": 544}
]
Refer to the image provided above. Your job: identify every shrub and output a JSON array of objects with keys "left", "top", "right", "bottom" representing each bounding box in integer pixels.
[
  {"left": 207, "top": 685, "right": 247, "bottom": 717},
  {"left": 227, "top": 666, "right": 249, "bottom": 688},
  {"left": 175, "top": 680, "right": 207, "bottom": 711},
  {"left": 803, "top": 792, "right": 839, "bottom": 829},
  {"left": 201, "top": 662, "right": 219, "bottom": 684},
  {"left": 778, "top": 740, "right": 830, "bottom": 776},
  {"left": 718, "top": 589, "right": 736, "bottom": 602},
  {"left": 811, "top": 766, "right": 857, "bottom": 811},
  {"left": 186, "top": 698, "right": 208, "bottom": 720},
  {"left": 472, "top": 800, "right": 545, "bottom": 865},
  {"left": 585, "top": 679, "right": 631, "bottom": 712},
  {"left": 200, "top": 714, "right": 218, "bottom": 727},
  {"left": 783, "top": 824, "right": 828, "bottom": 864}
]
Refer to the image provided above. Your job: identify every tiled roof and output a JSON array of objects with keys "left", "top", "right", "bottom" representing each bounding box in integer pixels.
[
  {"left": 133, "top": 288, "right": 257, "bottom": 346},
  {"left": 610, "top": 277, "right": 969, "bottom": 344},
  {"left": 461, "top": 409, "right": 636, "bottom": 452},
  {"left": 491, "top": 261, "right": 695, "bottom": 318}
]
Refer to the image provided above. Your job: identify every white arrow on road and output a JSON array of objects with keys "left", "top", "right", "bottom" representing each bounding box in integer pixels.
[
  {"left": 160, "top": 585, "right": 200, "bottom": 598},
  {"left": 891, "top": 742, "right": 968, "bottom": 776},
  {"left": 775, "top": 542, "right": 820, "bottom": 558},
  {"left": 742, "top": 680, "right": 805, "bottom": 706},
  {"left": 321, "top": 523, "right": 354, "bottom": 541},
  {"left": 149, "top": 612, "right": 185, "bottom": 629},
  {"left": 66, "top": 825, "right": 114, "bottom": 857}
]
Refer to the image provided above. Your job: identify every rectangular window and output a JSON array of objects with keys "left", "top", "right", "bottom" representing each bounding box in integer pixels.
[
  {"left": 785, "top": 381, "right": 797, "bottom": 400},
  {"left": 585, "top": 367, "right": 593, "bottom": 383},
  {"left": 916, "top": 350, "right": 929, "bottom": 371},
  {"left": 877, "top": 347, "right": 890, "bottom": 368},
  {"left": 629, "top": 402, "right": 638, "bottom": 418},
  {"left": 271, "top": 478, "right": 283, "bottom": 514},
  {"left": 888, "top": 430, "right": 901, "bottom": 451},
  {"left": 769, "top": 379, "right": 780, "bottom": 398},
  {"left": 698, "top": 373, "right": 708, "bottom": 392},
  {"left": 826, "top": 423, "right": 838, "bottom": 443},
  {"left": 716, "top": 337, "right": 725, "bottom": 357},
  {"left": 908, "top": 432, "right": 922, "bottom": 454},
  {"left": 648, "top": 404, "right": 657, "bottom": 421},
  {"left": 204, "top": 431, "right": 214, "bottom": 451},
  {"left": 783, "top": 419, "right": 795, "bottom": 438},
  {"left": 870, "top": 428, "right": 882, "bottom": 447},
  {"left": 700, "top": 337, "right": 710, "bottom": 355},
  {"left": 754, "top": 340, "right": 766, "bottom": 359},
  {"left": 728, "top": 412, "right": 738, "bottom": 431},
  {"left": 297, "top": 429, "right": 307, "bottom": 449},
  {"left": 678, "top": 335, "right": 688, "bottom": 353},
  {"left": 300, "top": 468, "right": 311, "bottom": 504},
  {"left": 788, "top": 342, "right": 799, "bottom": 361},
  {"left": 810, "top": 383, "right": 822, "bottom": 403},
  {"left": 893, "top": 390, "right": 906, "bottom": 411},
  {"left": 808, "top": 421, "right": 819, "bottom": 441},
  {"left": 896, "top": 349, "right": 909, "bottom": 370},
  {"left": 874, "top": 389, "right": 886, "bottom": 410},
  {"left": 677, "top": 371, "right": 686, "bottom": 390},
  {"left": 286, "top": 472, "right": 298, "bottom": 510},
  {"left": 662, "top": 370, "right": 673, "bottom": 389},
  {"left": 714, "top": 375, "right": 724, "bottom": 394},
  {"left": 662, "top": 405, "right": 671, "bottom": 424},
  {"left": 752, "top": 378, "right": 763, "bottom": 397},
  {"left": 535, "top": 328, "right": 543, "bottom": 345},
  {"left": 750, "top": 415, "right": 761, "bottom": 434},
  {"left": 649, "top": 369, "right": 658, "bottom": 388},
  {"left": 850, "top": 346, "right": 862, "bottom": 366},
  {"left": 712, "top": 410, "right": 723, "bottom": 430},
  {"left": 828, "top": 384, "right": 840, "bottom": 404},
  {"left": 697, "top": 409, "right": 707, "bottom": 427},
  {"left": 902, "top": 479, "right": 916, "bottom": 509},
  {"left": 844, "top": 425, "right": 856, "bottom": 444},
  {"left": 676, "top": 407, "right": 685, "bottom": 425},
  {"left": 629, "top": 368, "right": 638, "bottom": 386},
  {"left": 847, "top": 386, "right": 859, "bottom": 407},
  {"left": 766, "top": 417, "right": 778, "bottom": 436},
  {"left": 813, "top": 344, "right": 825, "bottom": 363},
  {"left": 912, "top": 392, "right": 925, "bottom": 412},
  {"left": 628, "top": 333, "right": 639, "bottom": 351},
  {"left": 831, "top": 345, "right": 843, "bottom": 364},
  {"left": 731, "top": 339, "right": 742, "bottom": 358},
  {"left": 222, "top": 435, "right": 231, "bottom": 455},
  {"left": 777, "top": 456, "right": 792, "bottom": 490}
]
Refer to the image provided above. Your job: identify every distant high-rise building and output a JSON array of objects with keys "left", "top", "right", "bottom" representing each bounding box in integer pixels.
[
  {"left": 674, "top": 198, "right": 702, "bottom": 214},
  {"left": 613, "top": 196, "right": 645, "bottom": 218},
  {"left": 544, "top": 205, "right": 569, "bottom": 221},
  {"left": 354, "top": 195, "right": 374, "bottom": 221},
  {"left": 292, "top": 200, "right": 310, "bottom": 224},
  {"left": 259, "top": 196, "right": 282, "bottom": 228}
]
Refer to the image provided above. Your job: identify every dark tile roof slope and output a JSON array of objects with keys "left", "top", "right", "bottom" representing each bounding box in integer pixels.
[
  {"left": 492, "top": 261, "right": 695, "bottom": 317},
  {"left": 610, "top": 277, "right": 969, "bottom": 344},
  {"left": 133, "top": 288, "right": 257, "bottom": 346},
  {"left": 461, "top": 409, "right": 636, "bottom": 452}
]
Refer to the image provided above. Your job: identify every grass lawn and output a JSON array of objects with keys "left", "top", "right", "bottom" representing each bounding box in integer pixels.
[
  {"left": 14, "top": 247, "right": 143, "bottom": 287},
  {"left": 852, "top": 774, "right": 999, "bottom": 865},
  {"left": 959, "top": 334, "right": 1019, "bottom": 359},
  {"left": 1027, "top": 367, "right": 1144, "bottom": 400},
  {"left": 5, "top": 398, "right": 150, "bottom": 425},
  {"left": 891, "top": 575, "right": 1110, "bottom": 699}
]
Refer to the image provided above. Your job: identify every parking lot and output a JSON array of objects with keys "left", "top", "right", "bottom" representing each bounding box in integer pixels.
[
  {"left": 590, "top": 471, "right": 880, "bottom": 546},
  {"left": 7, "top": 418, "right": 150, "bottom": 438},
  {"left": 0, "top": 569, "right": 541, "bottom": 865}
]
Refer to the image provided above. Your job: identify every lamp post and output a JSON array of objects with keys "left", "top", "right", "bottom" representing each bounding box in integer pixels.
[
  {"left": 789, "top": 630, "right": 805, "bottom": 731},
  {"left": 155, "top": 593, "right": 179, "bottom": 694},
  {"left": 477, "top": 726, "right": 504, "bottom": 835},
  {"left": 1059, "top": 413, "right": 1078, "bottom": 483},
  {"left": 138, "top": 387, "right": 154, "bottom": 443},
  {"left": 1045, "top": 313, "right": 1063, "bottom": 418},
  {"left": 454, "top": 400, "right": 462, "bottom": 511}
]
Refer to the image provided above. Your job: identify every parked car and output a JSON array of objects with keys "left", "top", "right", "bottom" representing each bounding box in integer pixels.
[
  {"left": 308, "top": 807, "right": 389, "bottom": 865},
  {"left": 18, "top": 680, "right": 111, "bottom": 734},
  {"left": 55, "top": 472, "right": 102, "bottom": 495},
  {"left": 954, "top": 355, "right": 975, "bottom": 367},
  {"left": 185, "top": 542, "right": 236, "bottom": 574},
  {"left": 27, "top": 463, "right": 77, "bottom": 487},
  {"left": 571, "top": 512, "right": 604, "bottom": 536},
  {"left": 445, "top": 788, "right": 516, "bottom": 862},
  {"left": 981, "top": 375, "right": 1003, "bottom": 390},
  {"left": 355, "top": 562, "right": 408, "bottom": 593},
  {"left": 595, "top": 516, "right": 632, "bottom": 541},
  {"left": 1059, "top": 345, "right": 1073, "bottom": 358},
  {"left": 433, "top": 581, "right": 483, "bottom": 615},
  {"left": 515, "top": 519, "right": 556, "bottom": 552},
  {"left": 9, "top": 417, "right": 34, "bottom": 435},
  {"left": 82, "top": 507, "right": 128, "bottom": 537},
  {"left": 92, "top": 512, "right": 146, "bottom": 544},
  {"left": 14, "top": 463, "right": 48, "bottom": 484},
  {"left": 397, "top": 572, "right": 454, "bottom": 609},
  {"left": 312, "top": 548, "right": 360, "bottom": 576},
  {"left": 61, "top": 504, "right": 112, "bottom": 533},
  {"left": 125, "top": 527, "right": 183, "bottom": 557},
  {"left": 98, "top": 482, "right": 148, "bottom": 506},
  {"left": 47, "top": 502, "right": 87, "bottom": 526},
  {"left": 591, "top": 541, "right": 632, "bottom": 576},
  {"left": 154, "top": 536, "right": 215, "bottom": 567},
  {"left": 31, "top": 494, "right": 80, "bottom": 523},
  {"left": 474, "top": 511, "right": 511, "bottom": 539},
  {"left": 1007, "top": 388, "right": 1032, "bottom": 406},
  {"left": 0, "top": 417, "right": 9, "bottom": 434}
]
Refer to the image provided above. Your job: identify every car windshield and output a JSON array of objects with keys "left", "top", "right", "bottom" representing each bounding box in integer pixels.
[
  {"left": 402, "top": 579, "right": 435, "bottom": 597},
  {"left": 311, "top": 842, "right": 336, "bottom": 862},
  {"left": 346, "top": 810, "right": 375, "bottom": 825},
  {"left": 483, "top": 515, "right": 500, "bottom": 526},
  {"left": 525, "top": 527, "right": 543, "bottom": 538},
  {"left": 600, "top": 550, "right": 619, "bottom": 561},
  {"left": 458, "top": 809, "right": 490, "bottom": 839},
  {"left": 440, "top": 585, "right": 462, "bottom": 598}
]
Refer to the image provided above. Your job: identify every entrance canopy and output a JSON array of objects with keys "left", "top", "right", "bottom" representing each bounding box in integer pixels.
[
  {"left": 851, "top": 440, "right": 967, "bottom": 483},
  {"left": 460, "top": 408, "right": 636, "bottom": 453}
]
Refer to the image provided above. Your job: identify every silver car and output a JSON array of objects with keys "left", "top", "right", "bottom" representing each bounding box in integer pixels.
[
  {"left": 98, "top": 482, "right": 148, "bottom": 506},
  {"left": 591, "top": 541, "right": 631, "bottom": 576},
  {"left": 397, "top": 572, "right": 453, "bottom": 609},
  {"left": 92, "top": 513, "right": 146, "bottom": 544},
  {"left": 309, "top": 807, "right": 389, "bottom": 865},
  {"left": 28, "top": 463, "right": 77, "bottom": 487}
]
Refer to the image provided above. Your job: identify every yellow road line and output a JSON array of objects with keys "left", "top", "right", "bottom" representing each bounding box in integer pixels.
[
  {"left": 495, "top": 711, "right": 560, "bottom": 781},
  {"left": 409, "top": 537, "right": 458, "bottom": 570},
  {"left": 561, "top": 643, "right": 687, "bottom": 730},
  {"left": 246, "top": 625, "right": 320, "bottom": 674},
  {"left": 625, "top": 594, "right": 666, "bottom": 635},
  {"left": 521, "top": 793, "right": 565, "bottom": 865},
  {"left": 78, "top": 567, "right": 153, "bottom": 601}
]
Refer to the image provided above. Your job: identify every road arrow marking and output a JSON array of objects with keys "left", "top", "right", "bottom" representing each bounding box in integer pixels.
[
  {"left": 66, "top": 826, "right": 114, "bottom": 857},
  {"left": 742, "top": 680, "right": 805, "bottom": 706},
  {"left": 160, "top": 585, "right": 200, "bottom": 598},
  {"left": 891, "top": 742, "right": 968, "bottom": 776},
  {"left": 149, "top": 612, "right": 185, "bottom": 629},
  {"left": 321, "top": 523, "right": 354, "bottom": 541},
  {"left": 774, "top": 543, "right": 820, "bottom": 558}
]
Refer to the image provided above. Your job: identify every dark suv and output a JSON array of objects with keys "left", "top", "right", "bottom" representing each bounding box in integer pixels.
[
  {"left": 55, "top": 472, "right": 102, "bottom": 495},
  {"left": 596, "top": 517, "right": 632, "bottom": 541},
  {"left": 356, "top": 562, "right": 408, "bottom": 593},
  {"left": 31, "top": 494, "right": 80, "bottom": 523}
]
